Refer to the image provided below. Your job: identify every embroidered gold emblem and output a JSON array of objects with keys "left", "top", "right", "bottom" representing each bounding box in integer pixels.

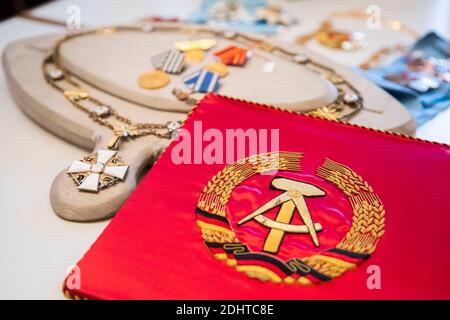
[
  {"left": 238, "top": 178, "right": 325, "bottom": 252},
  {"left": 195, "top": 152, "right": 385, "bottom": 285}
]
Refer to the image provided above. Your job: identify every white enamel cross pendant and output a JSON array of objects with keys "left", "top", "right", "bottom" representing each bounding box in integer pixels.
[{"left": 67, "top": 149, "right": 129, "bottom": 192}]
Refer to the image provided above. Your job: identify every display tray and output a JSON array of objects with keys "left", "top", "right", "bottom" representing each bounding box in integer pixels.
[{"left": 2, "top": 24, "right": 415, "bottom": 222}]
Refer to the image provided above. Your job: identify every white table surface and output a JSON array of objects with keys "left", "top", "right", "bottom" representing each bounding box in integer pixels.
[{"left": 0, "top": 0, "right": 449, "bottom": 299}]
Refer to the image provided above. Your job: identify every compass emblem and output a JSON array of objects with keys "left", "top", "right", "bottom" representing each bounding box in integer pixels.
[
  {"left": 195, "top": 152, "right": 385, "bottom": 285},
  {"left": 238, "top": 177, "right": 325, "bottom": 252}
]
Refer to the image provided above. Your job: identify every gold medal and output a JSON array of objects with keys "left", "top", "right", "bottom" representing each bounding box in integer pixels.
[
  {"left": 185, "top": 49, "right": 205, "bottom": 63},
  {"left": 138, "top": 70, "right": 170, "bottom": 89},
  {"left": 205, "top": 62, "right": 229, "bottom": 78},
  {"left": 174, "top": 39, "right": 217, "bottom": 51}
]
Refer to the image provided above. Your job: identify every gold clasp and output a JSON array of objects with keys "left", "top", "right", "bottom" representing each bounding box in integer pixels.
[{"left": 107, "top": 134, "right": 121, "bottom": 150}]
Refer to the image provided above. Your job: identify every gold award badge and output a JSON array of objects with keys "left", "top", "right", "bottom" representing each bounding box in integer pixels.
[{"left": 195, "top": 152, "right": 385, "bottom": 285}]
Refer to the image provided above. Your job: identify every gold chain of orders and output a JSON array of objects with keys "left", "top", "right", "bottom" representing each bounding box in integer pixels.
[
  {"left": 43, "top": 55, "right": 173, "bottom": 147},
  {"left": 45, "top": 24, "right": 366, "bottom": 128},
  {"left": 297, "top": 9, "right": 419, "bottom": 46}
]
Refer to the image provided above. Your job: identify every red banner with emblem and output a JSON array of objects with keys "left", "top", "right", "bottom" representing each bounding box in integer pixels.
[{"left": 64, "top": 94, "right": 450, "bottom": 299}]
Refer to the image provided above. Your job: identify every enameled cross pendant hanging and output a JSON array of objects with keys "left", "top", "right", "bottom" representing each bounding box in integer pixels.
[{"left": 67, "top": 150, "right": 129, "bottom": 192}]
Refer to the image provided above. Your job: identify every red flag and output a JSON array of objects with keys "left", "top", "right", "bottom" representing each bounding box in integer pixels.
[{"left": 64, "top": 94, "right": 450, "bottom": 299}]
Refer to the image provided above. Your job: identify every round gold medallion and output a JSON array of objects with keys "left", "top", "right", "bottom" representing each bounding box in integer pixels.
[
  {"left": 185, "top": 49, "right": 205, "bottom": 63},
  {"left": 138, "top": 70, "right": 170, "bottom": 89},
  {"left": 205, "top": 62, "right": 229, "bottom": 78}
]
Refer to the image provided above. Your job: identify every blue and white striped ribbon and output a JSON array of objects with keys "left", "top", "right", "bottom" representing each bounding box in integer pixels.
[{"left": 183, "top": 69, "right": 220, "bottom": 93}]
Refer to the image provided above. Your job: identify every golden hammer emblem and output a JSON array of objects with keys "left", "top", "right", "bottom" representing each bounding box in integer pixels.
[{"left": 238, "top": 177, "right": 325, "bottom": 253}]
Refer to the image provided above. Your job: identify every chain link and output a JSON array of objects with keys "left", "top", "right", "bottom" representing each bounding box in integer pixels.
[{"left": 43, "top": 24, "right": 367, "bottom": 149}]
